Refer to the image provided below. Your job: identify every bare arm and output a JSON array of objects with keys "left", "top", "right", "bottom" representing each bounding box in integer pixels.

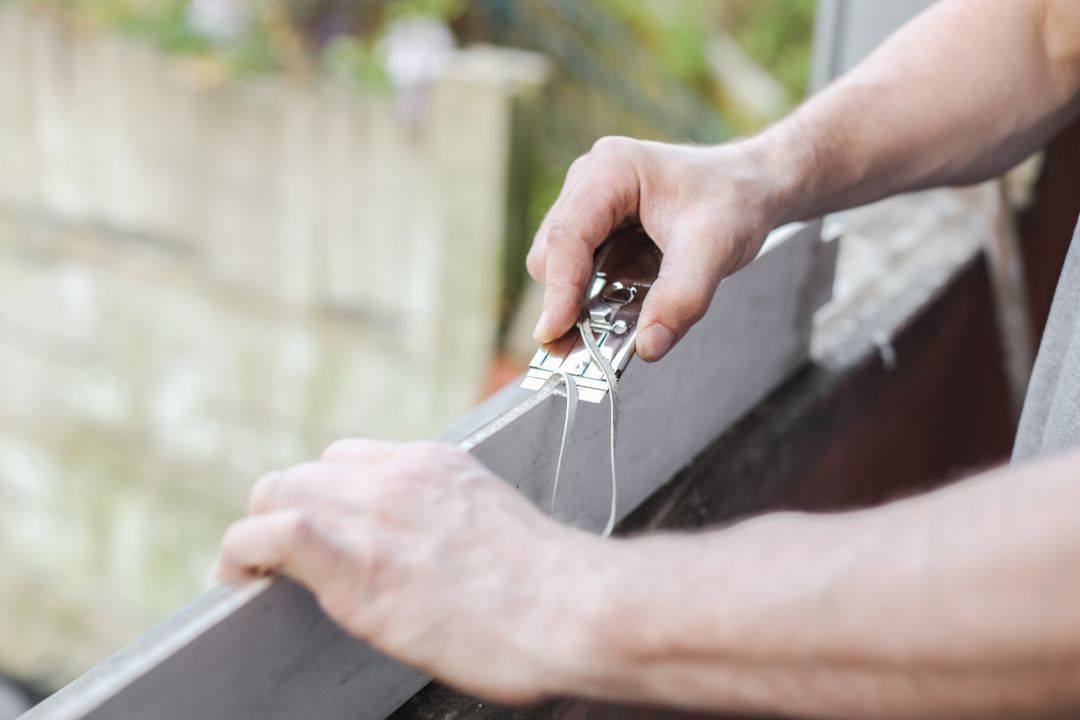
[
  {"left": 773, "top": 0, "right": 1080, "bottom": 221},
  {"left": 217, "top": 442, "right": 1080, "bottom": 718},
  {"left": 213, "top": 3, "right": 1080, "bottom": 715},
  {"left": 529, "top": 0, "right": 1080, "bottom": 360},
  {"left": 573, "top": 449, "right": 1080, "bottom": 718}
]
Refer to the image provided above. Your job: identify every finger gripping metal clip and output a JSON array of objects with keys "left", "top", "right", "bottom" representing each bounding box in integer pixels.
[
  {"left": 521, "top": 226, "right": 663, "bottom": 403},
  {"left": 527, "top": 226, "right": 662, "bottom": 536}
]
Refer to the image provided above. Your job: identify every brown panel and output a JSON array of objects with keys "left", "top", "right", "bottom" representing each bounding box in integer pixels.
[
  {"left": 785, "top": 255, "right": 1015, "bottom": 511},
  {"left": 391, "top": 255, "right": 1014, "bottom": 720},
  {"left": 1019, "top": 119, "right": 1080, "bottom": 341}
]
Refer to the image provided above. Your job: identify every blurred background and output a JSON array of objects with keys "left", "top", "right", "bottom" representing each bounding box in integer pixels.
[{"left": 0, "top": 0, "right": 815, "bottom": 706}]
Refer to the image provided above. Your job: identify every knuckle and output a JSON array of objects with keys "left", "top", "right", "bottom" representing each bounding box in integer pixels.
[
  {"left": 439, "top": 442, "right": 472, "bottom": 467},
  {"left": 546, "top": 216, "right": 573, "bottom": 245},
  {"left": 320, "top": 438, "right": 354, "bottom": 461},
  {"left": 219, "top": 521, "right": 245, "bottom": 555},
  {"left": 280, "top": 462, "right": 319, "bottom": 492},
  {"left": 403, "top": 440, "right": 456, "bottom": 466},
  {"left": 404, "top": 439, "right": 439, "bottom": 457},
  {"left": 249, "top": 470, "right": 283, "bottom": 512},
  {"left": 283, "top": 510, "right": 317, "bottom": 550},
  {"left": 546, "top": 216, "right": 588, "bottom": 251},
  {"left": 424, "top": 440, "right": 460, "bottom": 455},
  {"left": 565, "top": 153, "right": 590, "bottom": 179},
  {"left": 590, "top": 135, "right": 635, "bottom": 157},
  {"left": 320, "top": 438, "right": 395, "bottom": 466},
  {"left": 386, "top": 442, "right": 464, "bottom": 485}
]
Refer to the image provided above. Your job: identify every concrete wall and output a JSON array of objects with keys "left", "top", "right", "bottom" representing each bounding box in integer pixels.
[{"left": 0, "top": 6, "right": 548, "bottom": 687}]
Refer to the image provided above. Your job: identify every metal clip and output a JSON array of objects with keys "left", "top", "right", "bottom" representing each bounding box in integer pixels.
[{"left": 522, "top": 226, "right": 662, "bottom": 403}]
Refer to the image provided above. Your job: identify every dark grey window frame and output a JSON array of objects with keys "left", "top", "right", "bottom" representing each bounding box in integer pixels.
[{"left": 26, "top": 222, "right": 836, "bottom": 720}]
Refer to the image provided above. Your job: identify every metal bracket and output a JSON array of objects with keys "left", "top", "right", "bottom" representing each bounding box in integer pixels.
[{"left": 521, "top": 226, "right": 662, "bottom": 403}]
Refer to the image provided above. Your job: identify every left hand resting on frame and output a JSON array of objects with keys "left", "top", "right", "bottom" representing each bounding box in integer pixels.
[{"left": 215, "top": 439, "right": 613, "bottom": 704}]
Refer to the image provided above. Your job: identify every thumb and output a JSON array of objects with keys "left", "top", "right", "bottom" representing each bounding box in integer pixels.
[{"left": 637, "top": 225, "right": 748, "bottom": 361}]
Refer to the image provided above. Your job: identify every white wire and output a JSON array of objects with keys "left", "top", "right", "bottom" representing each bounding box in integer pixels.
[
  {"left": 578, "top": 316, "right": 620, "bottom": 537},
  {"left": 544, "top": 370, "right": 578, "bottom": 515},
  {"left": 543, "top": 319, "right": 621, "bottom": 537}
]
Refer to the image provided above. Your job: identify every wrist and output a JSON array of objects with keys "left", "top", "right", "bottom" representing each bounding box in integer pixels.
[
  {"left": 538, "top": 516, "right": 830, "bottom": 707},
  {"left": 740, "top": 121, "right": 819, "bottom": 226},
  {"left": 528, "top": 533, "right": 649, "bottom": 701},
  {"left": 536, "top": 534, "right": 687, "bottom": 703}
]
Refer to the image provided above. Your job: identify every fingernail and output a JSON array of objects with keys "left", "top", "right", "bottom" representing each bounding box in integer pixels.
[
  {"left": 533, "top": 309, "right": 554, "bottom": 342},
  {"left": 637, "top": 324, "right": 674, "bottom": 361}
]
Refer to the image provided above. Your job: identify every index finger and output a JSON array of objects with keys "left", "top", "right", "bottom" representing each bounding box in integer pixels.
[
  {"left": 532, "top": 149, "right": 640, "bottom": 343},
  {"left": 526, "top": 154, "right": 592, "bottom": 285}
]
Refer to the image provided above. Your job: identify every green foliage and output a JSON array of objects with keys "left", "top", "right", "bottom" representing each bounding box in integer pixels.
[
  {"left": 596, "top": 0, "right": 712, "bottom": 87},
  {"left": 659, "top": 14, "right": 709, "bottom": 84},
  {"left": 385, "top": 0, "right": 465, "bottom": 23},
  {"left": 517, "top": 0, "right": 816, "bottom": 234},
  {"left": 107, "top": 1, "right": 213, "bottom": 56},
  {"left": 10, "top": 0, "right": 817, "bottom": 333},
  {"left": 322, "top": 36, "right": 389, "bottom": 91},
  {"left": 13, "top": 0, "right": 469, "bottom": 83},
  {"left": 16, "top": 0, "right": 815, "bottom": 102},
  {"left": 726, "top": 0, "right": 816, "bottom": 100},
  {"left": 18, "top": 0, "right": 283, "bottom": 75}
]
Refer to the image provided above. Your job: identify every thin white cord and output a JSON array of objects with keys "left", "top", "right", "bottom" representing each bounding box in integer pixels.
[
  {"left": 578, "top": 317, "right": 620, "bottom": 537},
  {"left": 544, "top": 370, "right": 578, "bottom": 514},
  {"left": 544, "top": 320, "right": 621, "bottom": 537}
]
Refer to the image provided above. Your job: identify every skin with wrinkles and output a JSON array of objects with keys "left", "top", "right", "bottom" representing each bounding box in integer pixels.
[
  {"left": 216, "top": 439, "right": 605, "bottom": 704},
  {"left": 219, "top": 1, "right": 1080, "bottom": 716}
]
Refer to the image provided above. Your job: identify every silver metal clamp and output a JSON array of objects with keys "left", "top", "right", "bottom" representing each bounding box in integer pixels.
[{"left": 521, "top": 226, "right": 662, "bottom": 402}]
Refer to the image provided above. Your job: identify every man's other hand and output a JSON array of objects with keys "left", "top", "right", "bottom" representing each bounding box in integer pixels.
[
  {"left": 527, "top": 137, "right": 790, "bottom": 361},
  {"left": 215, "top": 439, "right": 610, "bottom": 704}
]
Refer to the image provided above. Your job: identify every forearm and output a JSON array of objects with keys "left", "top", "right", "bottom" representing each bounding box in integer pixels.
[
  {"left": 753, "top": 0, "right": 1080, "bottom": 224},
  {"left": 567, "top": 450, "right": 1080, "bottom": 718}
]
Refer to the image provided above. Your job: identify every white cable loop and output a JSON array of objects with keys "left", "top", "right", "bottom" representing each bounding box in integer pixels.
[
  {"left": 543, "top": 370, "right": 577, "bottom": 518},
  {"left": 546, "top": 317, "right": 620, "bottom": 537}
]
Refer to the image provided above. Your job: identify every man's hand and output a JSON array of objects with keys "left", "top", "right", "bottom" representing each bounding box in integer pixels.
[
  {"left": 527, "top": 137, "right": 792, "bottom": 361},
  {"left": 526, "top": 0, "right": 1080, "bottom": 365},
  {"left": 215, "top": 439, "right": 609, "bottom": 704}
]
